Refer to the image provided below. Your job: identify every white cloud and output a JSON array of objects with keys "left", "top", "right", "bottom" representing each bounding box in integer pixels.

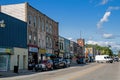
[
  {"left": 100, "top": 0, "right": 109, "bottom": 5},
  {"left": 68, "top": 37, "right": 76, "bottom": 42},
  {"left": 97, "top": 6, "right": 120, "bottom": 29},
  {"left": 107, "top": 6, "right": 120, "bottom": 11},
  {"left": 68, "top": 37, "right": 72, "bottom": 40},
  {"left": 103, "top": 33, "right": 114, "bottom": 39},
  {"left": 86, "top": 40, "right": 113, "bottom": 47},
  {"left": 97, "top": 12, "right": 111, "bottom": 28}
]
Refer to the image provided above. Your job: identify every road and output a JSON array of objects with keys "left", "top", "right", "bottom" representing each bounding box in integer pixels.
[{"left": 1, "top": 62, "right": 120, "bottom": 80}]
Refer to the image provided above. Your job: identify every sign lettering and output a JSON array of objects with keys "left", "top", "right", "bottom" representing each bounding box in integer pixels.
[{"left": 0, "top": 20, "right": 5, "bottom": 28}]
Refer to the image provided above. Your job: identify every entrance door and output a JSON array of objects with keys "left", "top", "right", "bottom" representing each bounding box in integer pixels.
[
  {"left": 0, "top": 55, "right": 8, "bottom": 71},
  {"left": 23, "top": 55, "right": 26, "bottom": 69}
]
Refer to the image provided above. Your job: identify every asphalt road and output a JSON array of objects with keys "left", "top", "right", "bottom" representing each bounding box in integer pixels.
[
  {"left": 75, "top": 62, "right": 120, "bottom": 80},
  {"left": 1, "top": 62, "right": 120, "bottom": 80}
]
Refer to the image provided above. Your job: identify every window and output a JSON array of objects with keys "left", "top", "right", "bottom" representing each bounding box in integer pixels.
[
  {"left": 34, "top": 36, "right": 36, "bottom": 44},
  {"left": 29, "top": 35, "right": 32, "bottom": 43},
  {"left": 42, "top": 40, "right": 44, "bottom": 48},
  {"left": 28, "top": 15, "right": 32, "bottom": 25},
  {"left": 34, "top": 16, "right": 36, "bottom": 27},
  {"left": 49, "top": 38, "right": 52, "bottom": 48},
  {"left": 38, "top": 17, "right": 41, "bottom": 29},
  {"left": 50, "top": 24, "right": 52, "bottom": 34},
  {"left": 46, "top": 37, "right": 49, "bottom": 48},
  {"left": 60, "top": 42, "right": 62, "bottom": 50},
  {"left": 46, "top": 22, "right": 49, "bottom": 32},
  {"left": 42, "top": 20, "right": 44, "bottom": 32}
]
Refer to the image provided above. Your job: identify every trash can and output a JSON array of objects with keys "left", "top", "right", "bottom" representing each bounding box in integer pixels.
[{"left": 14, "top": 66, "right": 18, "bottom": 73}]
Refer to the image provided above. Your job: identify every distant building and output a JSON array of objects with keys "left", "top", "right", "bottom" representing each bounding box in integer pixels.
[
  {"left": 77, "top": 38, "right": 85, "bottom": 56},
  {"left": 59, "top": 36, "right": 65, "bottom": 57},
  {"left": 64, "top": 38, "right": 70, "bottom": 58},
  {"left": 70, "top": 41, "right": 74, "bottom": 57},
  {"left": 85, "top": 47, "right": 96, "bottom": 62}
]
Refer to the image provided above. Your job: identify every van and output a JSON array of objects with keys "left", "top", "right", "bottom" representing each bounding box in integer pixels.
[{"left": 95, "top": 55, "right": 113, "bottom": 63}]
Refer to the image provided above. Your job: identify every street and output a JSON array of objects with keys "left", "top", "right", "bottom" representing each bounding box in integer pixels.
[{"left": 1, "top": 62, "right": 120, "bottom": 80}]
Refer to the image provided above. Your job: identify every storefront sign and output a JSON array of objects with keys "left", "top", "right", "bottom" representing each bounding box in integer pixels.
[
  {"left": 29, "top": 47, "right": 38, "bottom": 53},
  {"left": 0, "top": 20, "right": 5, "bottom": 28},
  {"left": 0, "top": 48, "right": 12, "bottom": 54},
  {"left": 39, "top": 49, "right": 46, "bottom": 54}
]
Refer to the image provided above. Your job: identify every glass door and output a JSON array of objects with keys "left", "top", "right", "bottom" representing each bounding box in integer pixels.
[{"left": 0, "top": 55, "right": 8, "bottom": 71}]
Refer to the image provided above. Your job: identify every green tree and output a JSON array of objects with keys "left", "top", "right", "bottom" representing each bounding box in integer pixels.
[
  {"left": 118, "top": 51, "right": 120, "bottom": 58},
  {"left": 85, "top": 44, "right": 113, "bottom": 56}
]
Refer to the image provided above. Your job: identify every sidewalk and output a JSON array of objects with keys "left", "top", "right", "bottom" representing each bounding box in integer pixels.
[
  {"left": 0, "top": 69, "right": 36, "bottom": 78},
  {"left": 0, "top": 60, "right": 87, "bottom": 78}
]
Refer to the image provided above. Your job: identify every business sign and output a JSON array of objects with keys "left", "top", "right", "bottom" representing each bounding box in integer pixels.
[
  {"left": 29, "top": 47, "right": 38, "bottom": 53},
  {"left": 0, "top": 48, "right": 12, "bottom": 54},
  {"left": 39, "top": 49, "right": 46, "bottom": 54},
  {"left": 0, "top": 20, "right": 5, "bottom": 28}
]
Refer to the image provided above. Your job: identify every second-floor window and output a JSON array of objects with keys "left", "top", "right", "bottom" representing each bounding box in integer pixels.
[
  {"left": 42, "top": 20, "right": 44, "bottom": 32},
  {"left": 29, "top": 35, "right": 32, "bottom": 44},
  {"left": 34, "top": 16, "right": 36, "bottom": 27},
  {"left": 34, "top": 36, "right": 36, "bottom": 44},
  {"left": 28, "top": 15, "right": 32, "bottom": 25}
]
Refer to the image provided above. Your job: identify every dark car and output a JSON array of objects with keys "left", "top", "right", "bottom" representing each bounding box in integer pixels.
[
  {"left": 35, "top": 60, "right": 53, "bottom": 72},
  {"left": 53, "top": 58, "right": 66, "bottom": 69},
  {"left": 46, "top": 60, "right": 54, "bottom": 70},
  {"left": 76, "top": 58, "right": 85, "bottom": 64},
  {"left": 114, "top": 57, "right": 119, "bottom": 62},
  {"left": 35, "top": 60, "right": 47, "bottom": 72},
  {"left": 63, "top": 58, "right": 71, "bottom": 67}
]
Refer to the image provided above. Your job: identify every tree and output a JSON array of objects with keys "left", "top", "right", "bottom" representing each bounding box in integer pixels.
[
  {"left": 118, "top": 51, "right": 120, "bottom": 58},
  {"left": 85, "top": 44, "right": 113, "bottom": 56}
]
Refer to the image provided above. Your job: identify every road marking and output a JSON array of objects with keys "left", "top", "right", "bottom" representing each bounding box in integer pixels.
[{"left": 45, "top": 64, "right": 105, "bottom": 80}]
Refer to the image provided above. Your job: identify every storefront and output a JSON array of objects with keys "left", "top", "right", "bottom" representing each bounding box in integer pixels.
[
  {"left": 38, "top": 49, "right": 46, "bottom": 61},
  {"left": 0, "top": 48, "right": 12, "bottom": 71},
  {"left": 28, "top": 46, "right": 38, "bottom": 70}
]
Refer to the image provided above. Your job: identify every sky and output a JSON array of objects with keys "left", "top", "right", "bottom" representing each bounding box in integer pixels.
[{"left": 0, "top": 0, "right": 120, "bottom": 54}]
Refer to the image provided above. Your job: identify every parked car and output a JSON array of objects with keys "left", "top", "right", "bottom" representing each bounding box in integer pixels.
[
  {"left": 35, "top": 61, "right": 47, "bottom": 72},
  {"left": 53, "top": 58, "right": 66, "bottom": 69},
  {"left": 45, "top": 60, "right": 54, "bottom": 70},
  {"left": 114, "top": 57, "right": 119, "bottom": 62},
  {"left": 76, "top": 58, "right": 85, "bottom": 64},
  {"left": 63, "top": 58, "right": 71, "bottom": 67},
  {"left": 95, "top": 55, "right": 113, "bottom": 63},
  {"left": 35, "top": 60, "right": 53, "bottom": 72}
]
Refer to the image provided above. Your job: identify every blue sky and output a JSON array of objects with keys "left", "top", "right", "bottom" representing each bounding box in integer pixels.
[{"left": 0, "top": 0, "right": 120, "bottom": 53}]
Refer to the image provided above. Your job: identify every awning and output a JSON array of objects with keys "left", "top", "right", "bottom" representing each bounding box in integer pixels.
[{"left": 45, "top": 53, "right": 54, "bottom": 57}]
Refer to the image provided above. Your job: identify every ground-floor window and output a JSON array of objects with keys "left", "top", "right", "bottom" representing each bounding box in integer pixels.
[{"left": 0, "top": 55, "right": 9, "bottom": 71}]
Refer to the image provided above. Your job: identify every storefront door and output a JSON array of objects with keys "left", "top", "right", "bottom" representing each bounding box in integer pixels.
[{"left": 0, "top": 55, "right": 8, "bottom": 71}]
